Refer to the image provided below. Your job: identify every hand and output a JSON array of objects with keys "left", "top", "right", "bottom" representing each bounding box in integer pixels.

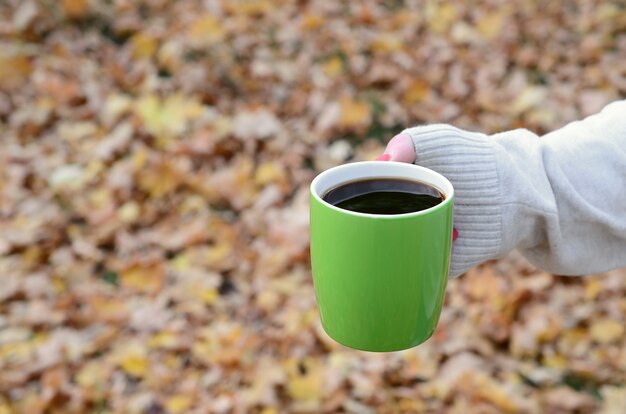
[
  {"left": 376, "top": 133, "right": 416, "bottom": 163},
  {"left": 378, "top": 132, "right": 459, "bottom": 242}
]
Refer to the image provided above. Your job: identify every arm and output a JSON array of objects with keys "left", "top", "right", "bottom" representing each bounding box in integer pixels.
[{"left": 389, "top": 100, "right": 626, "bottom": 277}]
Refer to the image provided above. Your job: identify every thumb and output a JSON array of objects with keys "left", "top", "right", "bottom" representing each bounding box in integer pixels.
[{"left": 381, "top": 133, "right": 416, "bottom": 163}]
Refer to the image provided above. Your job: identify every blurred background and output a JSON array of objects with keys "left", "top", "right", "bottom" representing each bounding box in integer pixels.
[{"left": 1, "top": 0, "right": 625, "bottom": 413}]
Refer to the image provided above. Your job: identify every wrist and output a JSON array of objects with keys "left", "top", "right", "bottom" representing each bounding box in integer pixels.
[{"left": 402, "top": 125, "right": 503, "bottom": 277}]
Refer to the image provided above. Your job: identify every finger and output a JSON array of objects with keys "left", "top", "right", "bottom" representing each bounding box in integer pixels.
[
  {"left": 375, "top": 153, "right": 391, "bottom": 161},
  {"left": 384, "top": 133, "right": 416, "bottom": 163}
]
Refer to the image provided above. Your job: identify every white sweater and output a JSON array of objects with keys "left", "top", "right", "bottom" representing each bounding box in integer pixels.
[{"left": 403, "top": 100, "right": 626, "bottom": 278}]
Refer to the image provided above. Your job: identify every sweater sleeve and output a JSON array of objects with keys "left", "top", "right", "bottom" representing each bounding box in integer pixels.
[{"left": 403, "top": 100, "right": 626, "bottom": 277}]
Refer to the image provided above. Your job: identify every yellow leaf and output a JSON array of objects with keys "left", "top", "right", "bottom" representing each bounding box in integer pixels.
[
  {"left": 119, "top": 353, "right": 148, "bottom": 377},
  {"left": 255, "top": 162, "right": 287, "bottom": 186},
  {"left": 205, "top": 242, "right": 232, "bottom": 268},
  {"left": 62, "top": 0, "right": 88, "bottom": 18},
  {"left": 225, "top": 0, "right": 272, "bottom": 16},
  {"left": 403, "top": 79, "right": 431, "bottom": 104},
  {"left": 118, "top": 201, "right": 140, "bottom": 223},
  {"left": 477, "top": 12, "right": 505, "bottom": 40},
  {"left": 256, "top": 290, "right": 280, "bottom": 312},
  {"left": 426, "top": 3, "right": 457, "bottom": 34},
  {"left": 135, "top": 94, "right": 203, "bottom": 144},
  {"left": 149, "top": 332, "right": 178, "bottom": 349},
  {"left": 52, "top": 278, "right": 66, "bottom": 294},
  {"left": 88, "top": 187, "right": 111, "bottom": 209},
  {"left": 170, "top": 253, "right": 190, "bottom": 271},
  {"left": 321, "top": 56, "right": 344, "bottom": 77},
  {"left": 0, "top": 404, "right": 13, "bottom": 414},
  {"left": 301, "top": 13, "right": 324, "bottom": 30},
  {"left": 199, "top": 287, "right": 219, "bottom": 305},
  {"left": 398, "top": 399, "right": 426, "bottom": 412},
  {"left": 76, "top": 361, "right": 106, "bottom": 389},
  {"left": 285, "top": 358, "right": 323, "bottom": 401},
  {"left": 132, "top": 147, "right": 148, "bottom": 169},
  {"left": 474, "top": 374, "right": 520, "bottom": 413},
  {"left": 370, "top": 34, "right": 403, "bottom": 53},
  {"left": 584, "top": 279, "right": 604, "bottom": 300},
  {"left": 165, "top": 395, "right": 192, "bottom": 414},
  {"left": 543, "top": 353, "right": 568, "bottom": 369},
  {"left": 130, "top": 32, "right": 158, "bottom": 59},
  {"left": 135, "top": 94, "right": 160, "bottom": 132},
  {"left": 0, "top": 53, "right": 32, "bottom": 89},
  {"left": 22, "top": 246, "right": 43, "bottom": 266},
  {"left": 103, "top": 93, "right": 132, "bottom": 124},
  {"left": 89, "top": 296, "right": 128, "bottom": 321},
  {"left": 137, "top": 161, "right": 182, "bottom": 199},
  {"left": 157, "top": 40, "right": 183, "bottom": 72},
  {"left": 599, "top": 386, "right": 626, "bottom": 414},
  {"left": 164, "top": 354, "right": 183, "bottom": 370},
  {"left": 596, "top": 3, "right": 620, "bottom": 22},
  {"left": 508, "top": 86, "right": 546, "bottom": 114},
  {"left": 189, "top": 15, "right": 225, "bottom": 44},
  {"left": 590, "top": 319, "right": 624, "bottom": 344},
  {"left": 339, "top": 98, "right": 371, "bottom": 129},
  {"left": 120, "top": 263, "right": 165, "bottom": 293}
]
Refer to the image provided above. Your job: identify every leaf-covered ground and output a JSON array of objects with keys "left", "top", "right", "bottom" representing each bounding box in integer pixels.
[{"left": 1, "top": 1, "right": 625, "bottom": 413}]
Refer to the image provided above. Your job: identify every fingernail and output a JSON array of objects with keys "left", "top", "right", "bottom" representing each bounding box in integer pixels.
[
  {"left": 376, "top": 153, "right": 391, "bottom": 161},
  {"left": 452, "top": 228, "right": 458, "bottom": 241}
]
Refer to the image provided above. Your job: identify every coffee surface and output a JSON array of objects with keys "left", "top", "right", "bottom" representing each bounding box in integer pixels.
[{"left": 322, "top": 178, "right": 444, "bottom": 215}]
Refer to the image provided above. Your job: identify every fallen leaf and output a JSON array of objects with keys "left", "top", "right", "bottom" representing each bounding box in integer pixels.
[
  {"left": 477, "top": 11, "right": 506, "bottom": 40},
  {"left": 404, "top": 79, "right": 431, "bottom": 104},
  {"left": 135, "top": 94, "right": 203, "bottom": 145},
  {"left": 0, "top": 52, "right": 33, "bottom": 89},
  {"left": 62, "top": 0, "right": 89, "bottom": 18},
  {"left": 598, "top": 386, "right": 626, "bottom": 414},
  {"left": 119, "top": 263, "right": 165, "bottom": 294},
  {"left": 426, "top": 3, "right": 458, "bottom": 33},
  {"left": 301, "top": 13, "right": 325, "bottom": 30},
  {"left": 322, "top": 56, "right": 344, "bottom": 77},
  {"left": 339, "top": 98, "right": 372, "bottom": 129},
  {"left": 165, "top": 395, "right": 193, "bottom": 414},
  {"left": 188, "top": 15, "right": 225, "bottom": 45},
  {"left": 130, "top": 32, "right": 158, "bottom": 59},
  {"left": 370, "top": 34, "right": 403, "bottom": 53},
  {"left": 118, "top": 348, "right": 149, "bottom": 377},
  {"left": 590, "top": 319, "right": 624, "bottom": 344},
  {"left": 285, "top": 358, "right": 323, "bottom": 402}
]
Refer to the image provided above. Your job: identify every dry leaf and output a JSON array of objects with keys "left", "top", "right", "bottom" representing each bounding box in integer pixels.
[
  {"left": 0, "top": 52, "right": 33, "bottom": 89},
  {"left": 119, "top": 263, "right": 165, "bottom": 294},
  {"left": 165, "top": 395, "right": 193, "bottom": 414},
  {"left": 130, "top": 32, "right": 158, "bottom": 59},
  {"left": 285, "top": 358, "right": 323, "bottom": 402},
  {"left": 339, "top": 98, "right": 372, "bottom": 129},
  {"left": 590, "top": 319, "right": 624, "bottom": 344},
  {"left": 135, "top": 94, "right": 203, "bottom": 144},
  {"left": 117, "top": 348, "right": 149, "bottom": 377},
  {"left": 62, "top": 0, "right": 88, "bottom": 18},
  {"left": 189, "top": 15, "right": 225, "bottom": 45},
  {"left": 477, "top": 12, "right": 506, "bottom": 40},
  {"left": 403, "top": 79, "right": 431, "bottom": 104}
]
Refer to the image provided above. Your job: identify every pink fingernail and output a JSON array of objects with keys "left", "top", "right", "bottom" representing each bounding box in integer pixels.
[
  {"left": 452, "top": 229, "right": 458, "bottom": 241},
  {"left": 376, "top": 153, "right": 391, "bottom": 161}
]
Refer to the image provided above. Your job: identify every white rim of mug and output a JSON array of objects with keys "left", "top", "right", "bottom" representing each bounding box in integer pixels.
[{"left": 310, "top": 161, "right": 455, "bottom": 219}]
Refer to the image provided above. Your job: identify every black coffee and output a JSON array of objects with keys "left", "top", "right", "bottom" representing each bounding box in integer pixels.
[{"left": 322, "top": 178, "right": 444, "bottom": 215}]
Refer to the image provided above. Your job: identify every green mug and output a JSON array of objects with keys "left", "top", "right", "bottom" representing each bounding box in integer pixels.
[{"left": 310, "top": 161, "right": 454, "bottom": 352}]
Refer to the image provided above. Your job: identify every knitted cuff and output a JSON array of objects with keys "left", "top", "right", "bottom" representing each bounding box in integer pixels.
[{"left": 402, "top": 124, "right": 503, "bottom": 277}]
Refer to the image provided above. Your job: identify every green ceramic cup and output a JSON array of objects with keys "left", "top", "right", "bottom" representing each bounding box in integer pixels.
[{"left": 310, "top": 161, "right": 454, "bottom": 352}]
